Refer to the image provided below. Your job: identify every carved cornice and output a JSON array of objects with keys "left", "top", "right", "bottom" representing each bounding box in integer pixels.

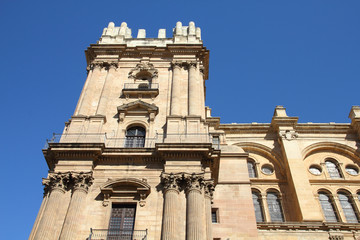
[{"left": 85, "top": 44, "right": 209, "bottom": 79}]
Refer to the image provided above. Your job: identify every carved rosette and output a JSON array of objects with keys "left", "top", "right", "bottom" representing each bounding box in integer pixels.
[
  {"left": 72, "top": 172, "right": 94, "bottom": 193},
  {"left": 43, "top": 172, "right": 71, "bottom": 193},
  {"left": 184, "top": 173, "right": 205, "bottom": 194},
  {"left": 161, "top": 173, "right": 182, "bottom": 193}
]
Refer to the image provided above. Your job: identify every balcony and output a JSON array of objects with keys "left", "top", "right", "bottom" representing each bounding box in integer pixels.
[
  {"left": 44, "top": 133, "right": 220, "bottom": 149},
  {"left": 122, "top": 83, "right": 159, "bottom": 98},
  {"left": 89, "top": 229, "right": 147, "bottom": 240}
]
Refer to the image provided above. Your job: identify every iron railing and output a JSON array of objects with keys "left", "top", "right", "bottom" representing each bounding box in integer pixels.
[
  {"left": 123, "top": 83, "right": 158, "bottom": 90},
  {"left": 44, "top": 133, "right": 220, "bottom": 149},
  {"left": 89, "top": 228, "right": 147, "bottom": 240}
]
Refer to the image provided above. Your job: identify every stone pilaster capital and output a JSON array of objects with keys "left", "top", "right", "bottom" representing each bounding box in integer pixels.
[
  {"left": 171, "top": 61, "right": 183, "bottom": 70},
  {"left": 279, "top": 129, "right": 298, "bottom": 141},
  {"left": 186, "top": 61, "right": 197, "bottom": 69},
  {"left": 43, "top": 172, "right": 71, "bottom": 193},
  {"left": 71, "top": 172, "right": 94, "bottom": 193},
  {"left": 161, "top": 172, "right": 182, "bottom": 193},
  {"left": 204, "top": 179, "right": 215, "bottom": 199},
  {"left": 184, "top": 173, "right": 205, "bottom": 193}
]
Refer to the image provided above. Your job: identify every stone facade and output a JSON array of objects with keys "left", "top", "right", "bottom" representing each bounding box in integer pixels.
[{"left": 30, "top": 22, "right": 360, "bottom": 240}]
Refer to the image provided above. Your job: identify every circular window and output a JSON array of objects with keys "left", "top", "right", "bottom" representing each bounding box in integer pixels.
[
  {"left": 309, "top": 165, "right": 322, "bottom": 175},
  {"left": 345, "top": 165, "right": 359, "bottom": 176},
  {"left": 261, "top": 164, "right": 274, "bottom": 175}
]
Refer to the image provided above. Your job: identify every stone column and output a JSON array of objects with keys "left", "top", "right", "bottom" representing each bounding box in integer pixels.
[
  {"left": 161, "top": 173, "right": 181, "bottom": 240},
  {"left": 204, "top": 180, "right": 214, "bottom": 240},
  {"left": 170, "top": 62, "right": 182, "bottom": 116},
  {"left": 29, "top": 193, "right": 49, "bottom": 240},
  {"left": 59, "top": 172, "right": 93, "bottom": 240},
  {"left": 261, "top": 193, "right": 271, "bottom": 222},
  {"left": 78, "top": 63, "right": 102, "bottom": 116},
  {"left": 34, "top": 173, "right": 70, "bottom": 240},
  {"left": 188, "top": 62, "right": 199, "bottom": 116},
  {"left": 96, "top": 63, "right": 118, "bottom": 115},
  {"left": 185, "top": 173, "right": 206, "bottom": 240}
]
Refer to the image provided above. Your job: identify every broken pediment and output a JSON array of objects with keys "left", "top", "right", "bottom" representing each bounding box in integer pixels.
[{"left": 117, "top": 100, "right": 158, "bottom": 122}]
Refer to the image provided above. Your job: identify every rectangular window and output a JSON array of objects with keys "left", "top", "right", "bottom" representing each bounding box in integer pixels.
[
  {"left": 212, "top": 136, "right": 220, "bottom": 149},
  {"left": 108, "top": 204, "right": 136, "bottom": 239},
  {"left": 212, "top": 208, "right": 219, "bottom": 223}
]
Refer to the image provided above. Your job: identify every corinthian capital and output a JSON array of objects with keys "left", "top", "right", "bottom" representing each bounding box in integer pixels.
[
  {"left": 171, "top": 61, "right": 183, "bottom": 70},
  {"left": 43, "top": 172, "right": 71, "bottom": 193},
  {"left": 161, "top": 172, "right": 182, "bottom": 192},
  {"left": 72, "top": 172, "right": 94, "bottom": 193},
  {"left": 204, "top": 179, "right": 215, "bottom": 199},
  {"left": 186, "top": 61, "right": 197, "bottom": 69},
  {"left": 184, "top": 173, "right": 205, "bottom": 193}
]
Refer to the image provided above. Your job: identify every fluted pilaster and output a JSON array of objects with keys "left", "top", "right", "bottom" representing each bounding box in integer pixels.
[
  {"left": 170, "top": 62, "right": 182, "bottom": 116},
  {"left": 59, "top": 172, "right": 93, "bottom": 240},
  {"left": 34, "top": 173, "right": 70, "bottom": 240},
  {"left": 78, "top": 63, "right": 102, "bottom": 116},
  {"left": 185, "top": 173, "right": 206, "bottom": 240},
  {"left": 161, "top": 173, "right": 182, "bottom": 240},
  {"left": 188, "top": 62, "right": 199, "bottom": 116},
  {"left": 96, "top": 63, "right": 118, "bottom": 115},
  {"left": 204, "top": 180, "right": 214, "bottom": 240}
]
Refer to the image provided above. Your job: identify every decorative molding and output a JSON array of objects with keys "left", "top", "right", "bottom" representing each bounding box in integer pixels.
[
  {"left": 100, "top": 178, "right": 151, "bottom": 207},
  {"left": 128, "top": 62, "right": 158, "bottom": 80},
  {"left": 279, "top": 130, "right": 298, "bottom": 141}
]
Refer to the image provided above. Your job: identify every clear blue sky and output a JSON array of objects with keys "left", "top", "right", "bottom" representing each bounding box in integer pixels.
[{"left": 1, "top": 0, "right": 359, "bottom": 238}]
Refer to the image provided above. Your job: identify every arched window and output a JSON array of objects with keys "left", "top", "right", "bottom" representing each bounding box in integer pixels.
[
  {"left": 318, "top": 191, "right": 338, "bottom": 222},
  {"left": 252, "top": 191, "right": 264, "bottom": 222},
  {"left": 338, "top": 192, "right": 359, "bottom": 223},
  {"left": 247, "top": 160, "right": 257, "bottom": 178},
  {"left": 125, "top": 126, "right": 145, "bottom": 148},
  {"left": 267, "top": 191, "right": 284, "bottom": 222},
  {"left": 325, "top": 159, "right": 342, "bottom": 179}
]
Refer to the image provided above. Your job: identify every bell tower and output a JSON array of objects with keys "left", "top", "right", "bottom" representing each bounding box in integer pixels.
[{"left": 30, "top": 21, "right": 222, "bottom": 240}]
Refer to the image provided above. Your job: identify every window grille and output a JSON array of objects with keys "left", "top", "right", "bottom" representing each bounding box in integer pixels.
[
  {"left": 325, "top": 160, "right": 342, "bottom": 179},
  {"left": 267, "top": 192, "right": 284, "bottom": 222},
  {"left": 247, "top": 161, "right": 257, "bottom": 178},
  {"left": 338, "top": 192, "right": 359, "bottom": 223},
  {"left": 108, "top": 204, "right": 136, "bottom": 240},
  {"left": 252, "top": 191, "right": 264, "bottom": 222},
  {"left": 319, "top": 192, "right": 338, "bottom": 222},
  {"left": 125, "top": 126, "right": 145, "bottom": 148}
]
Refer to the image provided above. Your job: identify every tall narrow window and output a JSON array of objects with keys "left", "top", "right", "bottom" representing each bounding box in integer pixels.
[
  {"left": 108, "top": 204, "right": 136, "bottom": 239},
  {"left": 318, "top": 192, "right": 338, "bottom": 222},
  {"left": 338, "top": 192, "right": 359, "bottom": 223},
  {"left": 267, "top": 191, "right": 284, "bottom": 222},
  {"left": 252, "top": 191, "right": 264, "bottom": 222},
  {"left": 125, "top": 126, "right": 145, "bottom": 148},
  {"left": 325, "top": 160, "right": 342, "bottom": 179},
  {"left": 247, "top": 161, "right": 257, "bottom": 178}
]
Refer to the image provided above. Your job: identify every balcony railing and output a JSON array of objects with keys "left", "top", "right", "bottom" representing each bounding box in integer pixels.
[
  {"left": 89, "top": 228, "right": 147, "bottom": 240},
  {"left": 44, "top": 133, "right": 220, "bottom": 149},
  {"left": 123, "top": 83, "right": 158, "bottom": 90}
]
